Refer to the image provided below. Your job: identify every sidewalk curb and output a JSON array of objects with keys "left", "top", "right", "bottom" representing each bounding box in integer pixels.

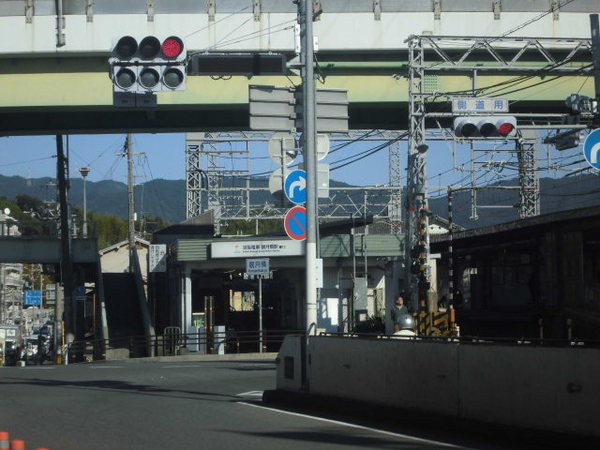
[{"left": 79, "top": 352, "right": 277, "bottom": 364}]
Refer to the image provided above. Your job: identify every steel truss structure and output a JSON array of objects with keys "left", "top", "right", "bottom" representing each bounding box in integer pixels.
[
  {"left": 405, "top": 34, "right": 593, "bottom": 305},
  {"left": 185, "top": 131, "right": 406, "bottom": 226}
]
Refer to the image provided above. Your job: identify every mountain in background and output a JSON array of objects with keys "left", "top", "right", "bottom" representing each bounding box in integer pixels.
[
  {"left": 428, "top": 174, "right": 600, "bottom": 228},
  {"left": 0, "top": 173, "right": 598, "bottom": 229}
]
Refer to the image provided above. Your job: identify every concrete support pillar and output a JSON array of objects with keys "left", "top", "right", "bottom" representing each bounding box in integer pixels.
[{"left": 181, "top": 266, "right": 192, "bottom": 333}]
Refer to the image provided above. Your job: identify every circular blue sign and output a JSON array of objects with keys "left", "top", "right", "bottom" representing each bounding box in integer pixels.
[
  {"left": 284, "top": 170, "right": 307, "bottom": 204},
  {"left": 583, "top": 129, "right": 600, "bottom": 170},
  {"left": 284, "top": 206, "right": 307, "bottom": 241}
]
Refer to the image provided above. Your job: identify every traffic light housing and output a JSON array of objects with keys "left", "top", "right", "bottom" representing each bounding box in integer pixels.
[
  {"left": 110, "top": 35, "right": 187, "bottom": 93},
  {"left": 453, "top": 116, "right": 517, "bottom": 138}
]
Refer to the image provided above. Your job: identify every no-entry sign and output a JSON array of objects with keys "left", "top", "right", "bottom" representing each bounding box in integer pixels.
[{"left": 284, "top": 206, "right": 307, "bottom": 241}]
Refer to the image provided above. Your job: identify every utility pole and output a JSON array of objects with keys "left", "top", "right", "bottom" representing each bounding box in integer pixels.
[
  {"left": 126, "top": 134, "right": 135, "bottom": 272},
  {"left": 447, "top": 187, "right": 454, "bottom": 308},
  {"left": 56, "top": 134, "right": 75, "bottom": 350},
  {"left": 299, "top": 0, "right": 318, "bottom": 333}
]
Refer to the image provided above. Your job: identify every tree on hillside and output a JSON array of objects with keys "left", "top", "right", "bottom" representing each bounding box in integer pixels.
[
  {"left": 88, "top": 212, "right": 128, "bottom": 249},
  {"left": 140, "top": 214, "right": 170, "bottom": 239},
  {"left": 15, "top": 194, "right": 45, "bottom": 215},
  {"left": 221, "top": 218, "right": 281, "bottom": 235},
  {"left": 0, "top": 196, "right": 49, "bottom": 235}
]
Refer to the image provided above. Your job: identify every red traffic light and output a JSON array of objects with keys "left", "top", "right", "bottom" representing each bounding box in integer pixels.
[
  {"left": 454, "top": 116, "right": 517, "bottom": 138},
  {"left": 162, "top": 36, "right": 184, "bottom": 59},
  {"left": 497, "top": 121, "right": 515, "bottom": 136}
]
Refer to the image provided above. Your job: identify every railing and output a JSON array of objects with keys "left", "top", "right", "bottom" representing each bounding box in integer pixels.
[{"left": 62, "top": 329, "right": 305, "bottom": 363}]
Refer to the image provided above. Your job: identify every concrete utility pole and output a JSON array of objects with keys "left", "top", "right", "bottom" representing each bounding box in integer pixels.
[
  {"left": 126, "top": 134, "right": 135, "bottom": 271},
  {"left": 56, "top": 134, "right": 75, "bottom": 348},
  {"left": 299, "top": 0, "right": 318, "bottom": 333}
]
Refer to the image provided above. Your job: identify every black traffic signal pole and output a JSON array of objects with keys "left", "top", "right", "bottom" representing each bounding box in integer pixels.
[{"left": 56, "top": 135, "right": 76, "bottom": 356}]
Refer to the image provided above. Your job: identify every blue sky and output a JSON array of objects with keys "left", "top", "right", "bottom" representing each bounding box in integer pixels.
[{"left": 0, "top": 131, "right": 590, "bottom": 199}]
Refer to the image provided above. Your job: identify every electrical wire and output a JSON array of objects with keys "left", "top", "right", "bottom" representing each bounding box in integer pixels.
[
  {"left": 329, "top": 134, "right": 408, "bottom": 171},
  {"left": 0, "top": 156, "right": 55, "bottom": 168},
  {"left": 202, "top": 20, "right": 297, "bottom": 52},
  {"left": 494, "top": 0, "right": 577, "bottom": 40},
  {"left": 184, "top": 6, "right": 250, "bottom": 39}
]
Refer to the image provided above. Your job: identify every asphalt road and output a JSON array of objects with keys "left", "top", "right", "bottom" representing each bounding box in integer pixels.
[{"left": 0, "top": 359, "right": 591, "bottom": 450}]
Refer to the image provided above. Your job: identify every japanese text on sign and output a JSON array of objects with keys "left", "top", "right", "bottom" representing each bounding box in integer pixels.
[
  {"left": 246, "top": 258, "right": 270, "bottom": 276},
  {"left": 452, "top": 97, "right": 508, "bottom": 113}
]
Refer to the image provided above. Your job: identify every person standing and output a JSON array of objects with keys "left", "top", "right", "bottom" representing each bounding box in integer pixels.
[{"left": 391, "top": 295, "right": 410, "bottom": 332}]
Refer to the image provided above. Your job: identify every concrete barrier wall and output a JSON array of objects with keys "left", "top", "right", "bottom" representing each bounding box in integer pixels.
[
  {"left": 307, "top": 338, "right": 459, "bottom": 416},
  {"left": 276, "top": 335, "right": 303, "bottom": 392},
  {"left": 459, "top": 345, "right": 600, "bottom": 436},
  {"left": 276, "top": 336, "right": 600, "bottom": 437}
]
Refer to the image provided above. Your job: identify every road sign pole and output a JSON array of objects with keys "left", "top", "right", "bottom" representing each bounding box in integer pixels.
[{"left": 300, "top": 0, "right": 318, "bottom": 335}]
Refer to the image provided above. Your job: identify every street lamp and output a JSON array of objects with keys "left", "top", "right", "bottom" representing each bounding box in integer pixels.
[{"left": 79, "top": 167, "right": 90, "bottom": 238}]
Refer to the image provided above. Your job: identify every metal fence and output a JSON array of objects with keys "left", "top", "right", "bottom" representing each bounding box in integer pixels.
[{"left": 64, "top": 329, "right": 305, "bottom": 362}]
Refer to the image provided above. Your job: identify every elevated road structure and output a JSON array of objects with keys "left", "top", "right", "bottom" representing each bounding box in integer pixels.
[{"left": 0, "top": 0, "right": 595, "bottom": 135}]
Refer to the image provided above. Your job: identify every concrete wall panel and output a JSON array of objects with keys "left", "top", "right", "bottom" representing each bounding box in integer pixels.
[
  {"left": 278, "top": 337, "right": 600, "bottom": 437},
  {"left": 458, "top": 346, "right": 575, "bottom": 432},
  {"left": 308, "top": 337, "right": 459, "bottom": 416}
]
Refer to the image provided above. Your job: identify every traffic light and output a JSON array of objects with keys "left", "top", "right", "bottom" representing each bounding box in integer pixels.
[
  {"left": 453, "top": 116, "right": 517, "bottom": 138},
  {"left": 109, "top": 35, "right": 187, "bottom": 93}
]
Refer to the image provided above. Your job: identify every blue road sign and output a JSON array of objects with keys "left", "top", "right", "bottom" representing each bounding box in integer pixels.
[
  {"left": 583, "top": 129, "right": 600, "bottom": 170},
  {"left": 24, "top": 290, "right": 42, "bottom": 306},
  {"left": 284, "top": 169, "right": 307, "bottom": 204},
  {"left": 284, "top": 206, "right": 307, "bottom": 241}
]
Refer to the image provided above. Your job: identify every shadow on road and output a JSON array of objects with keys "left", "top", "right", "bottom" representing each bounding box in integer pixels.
[
  {"left": 0, "top": 377, "right": 236, "bottom": 402},
  {"left": 224, "top": 429, "right": 433, "bottom": 449}
]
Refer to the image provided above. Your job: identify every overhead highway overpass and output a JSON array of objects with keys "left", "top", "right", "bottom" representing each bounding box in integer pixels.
[{"left": 0, "top": 0, "right": 596, "bottom": 135}]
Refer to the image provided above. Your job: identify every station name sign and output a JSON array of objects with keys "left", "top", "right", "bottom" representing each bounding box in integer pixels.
[{"left": 211, "top": 240, "right": 304, "bottom": 258}]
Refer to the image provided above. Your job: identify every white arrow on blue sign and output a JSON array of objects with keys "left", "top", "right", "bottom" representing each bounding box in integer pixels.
[
  {"left": 284, "top": 169, "right": 307, "bottom": 204},
  {"left": 583, "top": 129, "right": 600, "bottom": 170}
]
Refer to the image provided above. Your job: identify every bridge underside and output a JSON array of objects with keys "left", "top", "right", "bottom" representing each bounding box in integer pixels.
[
  {"left": 0, "top": 2, "right": 595, "bottom": 135},
  {"left": 0, "top": 238, "right": 98, "bottom": 264},
  {"left": 0, "top": 100, "right": 570, "bottom": 136}
]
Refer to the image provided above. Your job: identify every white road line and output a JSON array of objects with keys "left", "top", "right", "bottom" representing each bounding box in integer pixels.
[
  {"left": 22, "top": 366, "right": 56, "bottom": 370},
  {"left": 161, "top": 364, "right": 205, "bottom": 369},
  {"left": 87, "top": 365, "right": 125, "bottom": 369},
  {"left": 237, "top": 391, "right": 264, "bottom": 398},
  {"left": 237, "top": 402, "right": 469, "bottom": 449},
  {"left": 237, "top": 363, "right": 274, "bottom": 367}
]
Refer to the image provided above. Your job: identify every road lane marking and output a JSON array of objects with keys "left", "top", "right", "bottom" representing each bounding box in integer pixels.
[
  {"left": 161, "top": 364, "right": 206, "bottom": 369},
  {"left": 237, "top": 391, "right": 264, "bottom": 398},
  {"left": 237, "top": 402, "right": 468, "bottom": 449},
  {"left": 237, "top": 363, "right": 275, "bottom": 368},
  {"left": 87, "top": 365, "right": 125, "bottom": 369},
  {"left": 22, "top": 366, "right": 56, "bottom": 370}
]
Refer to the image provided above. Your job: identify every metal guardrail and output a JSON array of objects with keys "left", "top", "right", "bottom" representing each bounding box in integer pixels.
[{"left": 63, "top": 329, "right": 304, "bottom": 362}]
